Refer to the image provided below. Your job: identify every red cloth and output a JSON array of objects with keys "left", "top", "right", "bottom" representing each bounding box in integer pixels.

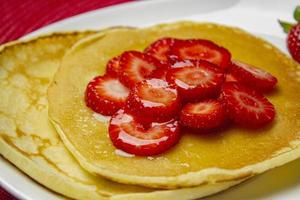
[
  {"left": 0, "top": 189, "right": 16, "bottom": 200},
  {"left": 0, "top": 1, "right": 133, "bottom": 199},
  {"left": 0, "top": 0, "right": 133, "bottom": 44}
]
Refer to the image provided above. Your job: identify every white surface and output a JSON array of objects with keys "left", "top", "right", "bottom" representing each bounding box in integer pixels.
[{"left": 1, "top": 0, "right": 300, "bottom": 199}]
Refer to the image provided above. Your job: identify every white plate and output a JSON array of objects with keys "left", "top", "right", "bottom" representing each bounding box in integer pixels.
[{"left": 1, "top": 0, "right": 300, "bottom": 199}]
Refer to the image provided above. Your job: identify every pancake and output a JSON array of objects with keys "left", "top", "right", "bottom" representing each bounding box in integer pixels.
[
  {"left": 0, "top": 31, "right": 245, "bottom": 200},
  {"left": 48, "top": 21, "right": 300, "bottom": 189}
]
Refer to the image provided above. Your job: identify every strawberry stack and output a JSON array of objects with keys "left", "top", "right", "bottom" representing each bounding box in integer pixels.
[{"left": 85, "top": 37, "right": 277, "bottom": 156}]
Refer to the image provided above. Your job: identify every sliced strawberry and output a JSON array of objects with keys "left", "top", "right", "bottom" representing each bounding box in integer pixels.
[
  {"left": 230, "top": 60, "right": 278, "bottom": 92},
  {"left": 144, "top": 37, "right": 178, "bottom": 64},
  {"left": 109, "top": 109, "right": 180, "bottom": 156},
  {"left": 170, "top": 39, "right": 231, "bottom": 70},
  {"left": 225, "top": 73, "right": 238, "bottom": 82},
  {"left": 151, "top": 68, "right": 168, "bottom": 80},
  {"left": 118, "top": 51, "right": 166, "bottom": 87},
  {"left": 221, "top": 82, "right": 275, "bottom": 128},
  {"left": 85, "top": 76, "right": 129, "bottom": 115},
  {"left": 180, "top": 99, "right": 226, "bottom": 129},
  {"left": 150, "top": 60, "right": 194, "bottom": 80},
  {"left": 171, "top": 59, "right": 194, "bottom": 68},
  {"left": 126, "top": 78, "right": 181, "bottom": 123},
  {"left": 106, "top": 55, "right": 121, "bottom": 76},
  {"left": 166, "top": 60, "right": 224, "bottom": 102}
]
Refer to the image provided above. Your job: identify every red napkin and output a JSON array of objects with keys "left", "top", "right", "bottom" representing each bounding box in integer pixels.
[{"left": 1, "top": 0, "right": 133, "bottom": 199}]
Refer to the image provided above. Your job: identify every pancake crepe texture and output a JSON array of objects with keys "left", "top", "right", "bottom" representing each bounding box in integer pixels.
[
  {"left": 48, "top": 21, "right": 300, "bottom": 189},
  {"left": 0, "top": 31, "right": 245, "bottom": 200}
]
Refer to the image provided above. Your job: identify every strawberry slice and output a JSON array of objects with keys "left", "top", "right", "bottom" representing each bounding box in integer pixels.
[
  {"left": 221, "top": 82, "right": 275, "bottom": 128},
  {"left": 151, "top": 60, "right": 195, "bottom": 80},
  {"left": 109, "top": 109, "right": 180, "bottom": 156},
  {"left": 180, "top": 99, "right": 226, "bottom": 129},
  {"left": 166, "top": 60, "right": 224, "bottom": 102},
  {"left": 170, "top": 39, "right": 231, "bottom": 70},
  {"left": 126, "top": 78, "right": 181, "bottom": 123},
  {"left": 151, "top": 68, "right": 168, "bottom": 80},
  {"left": 171, "top": 59, "right": 195, "bottom": 68},
  {"left": 225, "top": 73, "right": 238, "bottom": 82},
  {"left": 85, "top": 76, "right": 129, "bottom": 116},
  {"left": 144, "top": 37, "right": 178, "bottom": 64},
  {"left": 106, "top": 55, "right": 121, "bottom": 76},
  {"left": 119, "top": 51, "right": 166, "bottom": 87},
  {"left": 230, "top": 60, "right": 277, "bottom": 92}
]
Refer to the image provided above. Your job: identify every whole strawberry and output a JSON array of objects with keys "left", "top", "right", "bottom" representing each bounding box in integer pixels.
[{"left": 279, "top": 6, "right": 300, "bottom": 63}]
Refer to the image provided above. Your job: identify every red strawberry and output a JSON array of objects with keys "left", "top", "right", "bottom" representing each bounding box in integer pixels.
[
  {"left": 144, "top": 37, "right": 179, "bottom": 64},
  {"left": 109, "top": 109, "right": 180, "bottom": 156},
  {"left": 279, "top": 6, "right": 300, "bottom": 63},
  {"left": 225, "top": 72, "right": 238, "bottom": 82},
  {"left": 171, "top": 59, "right": 194, "bottom": 68},
  {"left": 180, "top": 99, "right": 226, "bottom": 129},
  {"left": 287, "top": 23, "right": 300, "bottom": 63},
  {"left": 118, "top": 51, "right": 166, "bottom": 87},
  {"left": 150, "top": 60, "right": 192, "bottom": 81},
  {"left": 127, "top": 78, "right": 181, "bottom": 123},
  {"left": 151, "top": 68, "right": 168, "bottom": 80},
  {"left": 170, "top": 39, "right": 231, "bottom": 70},
  {"left": 106, "top": 55, "right": 121, "bottom": 76},
  {"left": 150, "top": 56, "right": 193, "bottom": 81},
  {"left": 230, "top": 60, "right": 277, "bottom": 92},
  {"left": 221, "top": 82, "right": 275, "bottom": 128},
  {"left": 85, "top": 76, "right": 129, "bottom": 115},
  {"left": 166, "top": 60, "right": 224, "bottom": 102}
]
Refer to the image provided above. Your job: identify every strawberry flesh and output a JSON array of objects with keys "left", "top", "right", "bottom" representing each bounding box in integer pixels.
[
  {"left": 144, "top": 37, "right": 179, "bottom": 64},
  {"left": 170, "top": 39, "right": 231, "bottom": 70},
  {"left": 109, "top": 109, "right": 180, "bottom": 156},
  {"left": 225, "top": 73, "right": 238, "bottom": 82},
  {"left": 170, "top": 60, "right": 194, "bottom": 68},
  {"left": 180, "top": 99, "right": 226, "bottom": 129},
  {"left": 106, "top": 55, "right": 121, "bottom": 77},
  {"left": 85, "top": 76, "right": 129, "bottom": 115},
  {"left": 166, "top": 60, "right": 224, "bottom": 102},
  {"left": 150, "top": 68, "right": 168, "bottom": 81},
  {"left": 230, "top": 60, "right": 277, "bottom": 92},
  {"left": 126, "top": 78, "right": 181, "bottom": 123},
  {"left": 119, "top": 51, "right": 166, "bottom": 87},
  {"left": 221, "top": 82, "right": 275, "bottom": 128}
]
